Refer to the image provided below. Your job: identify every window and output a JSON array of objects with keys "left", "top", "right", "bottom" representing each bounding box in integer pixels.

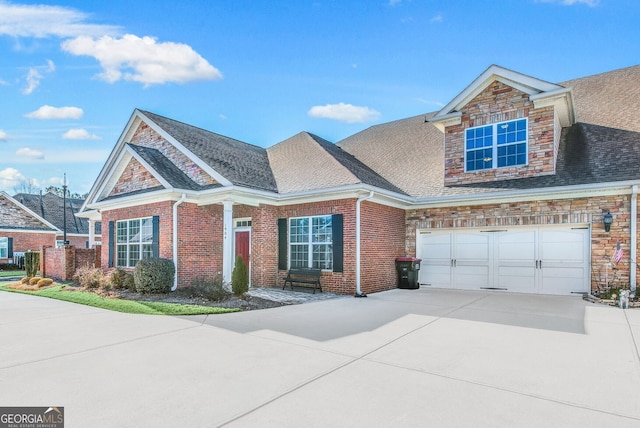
[
  {"left": 465, "top": 118, "right": 527, "bottom": 171},
  {"left": 116, "top": 217, "right": 154, "bottom": 267},
  {"left": 0, "top": 238, "right": 7, "bottom": 258},
  {"left": 289, "top": 215, "right": 333, "bottom": 270}
]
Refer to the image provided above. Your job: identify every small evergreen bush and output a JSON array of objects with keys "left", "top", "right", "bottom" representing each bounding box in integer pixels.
[
  {"left": 134, "top": 258, "right": 175, "bottom": 294},
  {"left": 109, "top": 268, "right": 133, "bottom": 290},
  {"left": 231, "top": 255, "right": 249, "bottom": 296},
  {"left": 25, "top": 251, "right": 40, "bottom": 277}
]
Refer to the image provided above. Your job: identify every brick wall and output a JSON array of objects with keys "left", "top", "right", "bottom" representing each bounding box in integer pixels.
[
  {"left": 41, "top": 245, "right": 100, "bottom": 281},
  {"left": 0, "top": 230, "right": 55, "bottom": 263},
  {"left": 406, "top": 194, "right": 636, "bottom": 291},
  {"left": 444, "top": 81, "right": 556, "bottom": 186},
  {"left": 109, "top": 157, "right": 162, "bottom": 197}
]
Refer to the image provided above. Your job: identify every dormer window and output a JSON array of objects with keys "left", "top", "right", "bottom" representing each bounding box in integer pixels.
[{"left": 465, "top": 118, "right": 528, "bottom": 171}]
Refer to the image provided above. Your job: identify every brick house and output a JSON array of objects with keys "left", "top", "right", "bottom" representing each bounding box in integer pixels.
[
  {"left": 0, "top": 191, "right": 100, "bottom": 264},
  {"left": 79, "top": 64, "right": 640, "bottom": 295}
]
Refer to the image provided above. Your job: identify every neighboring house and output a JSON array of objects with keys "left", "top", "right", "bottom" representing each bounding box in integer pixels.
[
  {"left": 78, "top": 64, "right": 640, "bottom": 295},
  {"left": 0, "top": 191, "right": 101, "bottom": 264}
]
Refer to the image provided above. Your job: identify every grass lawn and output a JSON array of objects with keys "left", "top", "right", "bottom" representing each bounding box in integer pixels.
[
  {"left": 0, "top": 282, "right": 240, "bottom": 315},
  {"left": 0, "top": 270, "right": 26, "bottom": 277}
]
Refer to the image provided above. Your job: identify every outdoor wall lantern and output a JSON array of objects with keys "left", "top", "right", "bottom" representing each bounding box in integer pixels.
[{"left": 603, "top": 211, "right": 613, "bottom": 232}]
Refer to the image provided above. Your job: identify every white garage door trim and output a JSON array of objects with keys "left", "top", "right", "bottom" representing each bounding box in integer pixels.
[{"left": 416, "top": 225, "right": 590, "bottom": 295}]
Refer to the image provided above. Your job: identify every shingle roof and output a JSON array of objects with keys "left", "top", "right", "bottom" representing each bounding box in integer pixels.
[
  {"left": 338, "top": 65, "right": 640, "bottom": 199},
  {"left": 266, "top": 132, "right": 406, "bottom": 194},
  {"left": 127, "top": 143, "right": 209, "bottom": 191},
  {"left": 139, "top": 110, "right": 278, "bottom": 192},
  {"left": 14, "top": 192, "right": 90, "bottom": 234}
]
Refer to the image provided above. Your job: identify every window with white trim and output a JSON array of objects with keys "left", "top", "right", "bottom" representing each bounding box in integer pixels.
[
  {"left": 465, "top": 118, "right": 528, "bottom": 171},
  {"left": 0, "top": 237, "right": 7, "bottom": 258},
  {"left": 116, "top": 217, "right": 154, "bottom": 267},
  {"left": 289, "top": 215, "right": 333, "bottom": 270}
]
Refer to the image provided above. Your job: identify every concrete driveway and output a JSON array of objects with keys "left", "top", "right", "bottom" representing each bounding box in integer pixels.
[{"left": 1, "top": 287, "right": 639, "bottom": 428}]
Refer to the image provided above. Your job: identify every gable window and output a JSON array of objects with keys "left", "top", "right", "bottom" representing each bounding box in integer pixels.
[
  {"left": 289, "top": 215, "right": 333, "bottom": 270},
  {"left": 116, "top": 217, "right": 154, "bottom": 267},
  {"left": 465, "top": 118, "right": 528, "bottom": 171}
]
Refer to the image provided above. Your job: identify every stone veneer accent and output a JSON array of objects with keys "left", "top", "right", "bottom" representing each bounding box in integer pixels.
[
  {"left": 131, "top": 123, "right": 218, "bottom": 187},
  {"left": 405, "top": 194, "right": 636, "bottom": 292},
  {"left": 0, "top": 195, "right": 51, "bottom": 230},
  {"left": 444, "top": 81, "right": 556, "bottom": 186}
]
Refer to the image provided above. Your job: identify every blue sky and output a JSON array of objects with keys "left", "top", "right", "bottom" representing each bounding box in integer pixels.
[{"left": 0, "top": 0, "right": 638, "bottom": 195}]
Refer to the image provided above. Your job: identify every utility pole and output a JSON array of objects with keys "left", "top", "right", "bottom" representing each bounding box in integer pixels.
[{"left": 63, "top": 173, "right": 68, "bottom": 245}]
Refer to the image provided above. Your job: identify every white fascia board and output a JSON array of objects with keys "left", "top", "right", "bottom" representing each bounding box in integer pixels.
[
  {"left": 136, "top": 110, "right": 232, "bottom": 187},
  {"left": 0, "top": 191, "right": 60, "bottom": 231},
  {"left": 86, "top": 189, "right": 198, "bottom": 212},
  {"left": 94, "top": 149, "right": 133, "bottom": 201},
  {"left": 530, "top": 87, "right": 576, "bottom": 126},
  {"left": 0, "top": 227, "right": 57, "bottom": 235},
  {"left": 75, "top": 209, "right": 102, "bottom": 221},
  {"left": 432, "top": 65, "right": 563, "bottom": 122},
  {"left": 428, "top": 112, "right": 461, "bottom": 132},
  {"left": 409, "top": 180, "right": 640, "bottom": 209}
]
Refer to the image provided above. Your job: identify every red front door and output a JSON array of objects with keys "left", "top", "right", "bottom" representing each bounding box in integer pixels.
[{"left": 235, "top": 231, "right": 250, "bottom": 266}]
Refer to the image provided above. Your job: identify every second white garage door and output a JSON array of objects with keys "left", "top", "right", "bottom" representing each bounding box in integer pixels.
[{"left": 416, "top": 226, "right": 590, "bottom": 295}]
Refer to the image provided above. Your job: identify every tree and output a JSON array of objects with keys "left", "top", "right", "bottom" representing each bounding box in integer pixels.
[
  {"left": 13, "top": 178, "right": 39, "bottom": 195},
  {"left": 45, "top": 185, "right": 88, "bottom": 199}
]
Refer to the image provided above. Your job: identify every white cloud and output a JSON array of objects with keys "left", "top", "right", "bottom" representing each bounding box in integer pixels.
[
  {"left": 16, "top": 147, "right": 44, "bottom": 159},
  {"left": 62, "top": 128, "right": 100, "bottom": 140},
  {"left": 0, "top": 167, "right": 27, "bottom": 191},
  {"left": 308, "top": 103, "right": 381, "bottom": 123},
  {"left": 61, "top": 34, "right": 222, "bottom": 86},
  {"left": 0, "top": 3, "right": 120, "bottom": 38},
  {"left": 23, "top": 59, "right": 56, "bottom": 95},
  {"left": 430, "top": 14, "right": 444, "bottom": 23},
  {"left": 25, "top": 105, "right": 83, "bottom": 120},
  {"left": 0, "top": 129, "right": 7, "bottom": 140}
]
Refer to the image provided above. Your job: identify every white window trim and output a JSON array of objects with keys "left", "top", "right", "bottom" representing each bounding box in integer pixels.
[
  {"left": 116, "top": 217, "right": 153, "bottom": 268},
  {"left": 0, "top": 237, "right": 7, "bottom": 259},
  {"left": 464, "top": 118, "right": 529, "bottom": 172},
  {"left": 288, "top": 215, "right": 333, "bottom": 271}
]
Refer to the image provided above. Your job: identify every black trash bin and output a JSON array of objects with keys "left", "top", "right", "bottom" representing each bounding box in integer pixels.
[{"left": 395, "top": 257, "right": 421, "bottom": 289}]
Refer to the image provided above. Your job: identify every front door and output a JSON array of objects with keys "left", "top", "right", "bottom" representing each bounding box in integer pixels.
[{"left": 234, "top": 230, "right": 250, "bottom": 282}]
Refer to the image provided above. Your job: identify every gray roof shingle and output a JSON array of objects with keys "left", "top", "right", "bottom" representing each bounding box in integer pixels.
[
  {"left": 140, "top": 110, "right": 278, "bottom": 192},
  {"left": 14, "top": 192, "right": 90, "bottom": 234}
]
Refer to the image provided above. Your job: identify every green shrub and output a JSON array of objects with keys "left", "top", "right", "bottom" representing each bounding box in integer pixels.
[
  {"left": 231, "top": 255, "right": 249, "bottom": 296},
  {"left": 134, "top": 258, "right": 175, "bottom": 294},
  {"left": 74, "top": 266, "right": 106, "bottom": 289},
  {"left": 25, "top": 251, "right": 40, "bottom": 277},
  {"left": 182, "top": 275, "right": 230, "bottom": 301}
]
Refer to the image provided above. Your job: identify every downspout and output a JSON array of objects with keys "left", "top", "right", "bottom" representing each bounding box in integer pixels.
[
  {"left": 171, "top": 194, "right": 187, "bottom": 291},
  {"left": 355, "top": 191, "right": 374, "bottom": 297},
  {"left": 631, "top": 185, "right": 637, "bottom": 297}
]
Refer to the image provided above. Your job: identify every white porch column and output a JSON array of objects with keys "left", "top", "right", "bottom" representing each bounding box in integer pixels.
[
  {"left": 88, "top": 219, "right": 96, "bottom": 247},
  {"left": 222, "top": 201, "right": 234, "bottom": 285}
]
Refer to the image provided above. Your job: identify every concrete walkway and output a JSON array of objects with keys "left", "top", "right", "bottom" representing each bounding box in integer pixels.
[{"left": 1, "top": 287, "right": 639, "bottom": 427}]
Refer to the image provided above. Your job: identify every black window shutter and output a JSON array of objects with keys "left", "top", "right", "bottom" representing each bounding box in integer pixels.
[
  {"left": 278, "top": 218, "right": 287, "bottom": 270},
  {"left": 152, "top": 216, "right": 160, "bottom": 259},
  {"left": 7, "top": 238, "right": 13, "bottom": 259},
  {"left": 108, "top": 221, "right": 115, "bottom": 268},
  {"left": 332, "top": 214, "right": 343, "bottom": 273}
]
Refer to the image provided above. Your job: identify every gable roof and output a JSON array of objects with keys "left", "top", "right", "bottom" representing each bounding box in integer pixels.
[
  {"left": 428, "top": 64, "right": 575, "bottom": 130},
  {"left": 12, "top": 192, "right": 90, "bottom": 234},
  {"left": 338, "top": 64, "right": 640, "bottom": 200},
  {"left": 139, "top": 110, "right": 278, "bottom": 192},
  {"left": 267, "top": 132, "right": 406, "bottom": 194}
]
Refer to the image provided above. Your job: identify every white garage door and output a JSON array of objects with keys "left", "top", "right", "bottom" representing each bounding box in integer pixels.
[{"left": 416, "top": 226, "right": 590, "bottom": 295}]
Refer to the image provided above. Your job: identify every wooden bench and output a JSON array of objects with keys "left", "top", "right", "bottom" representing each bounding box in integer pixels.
[{"left": 282, "top": 268, "right": 322, "bottom": 294}]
